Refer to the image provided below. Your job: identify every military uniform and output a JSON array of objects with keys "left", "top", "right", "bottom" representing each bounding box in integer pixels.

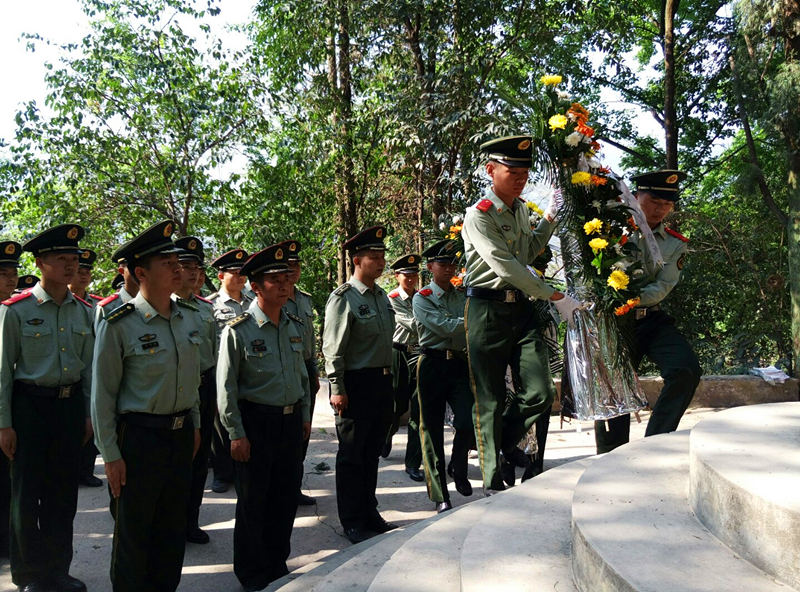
[
  {"left": 208, "top": 248, "right": 251, "bottom": 490},
  {"left": 0, "top": 225, "right": 93, "bottom": 592},
  {"left": 91, "top": 220, "right": 202, "bottom": 592},
  {"left": 323, "top": 226, "right": 396, "bottom": 543},
  {"left": 413, "top": 240, "right": 475, "bottom": 511},
  {"left": 594, "top": 170, "right": 702, "bottom": 453},
  {"left": 385, "top": 254, "right": 423, "bottom": 480},
  {"left": 216, "top": 244, "right": 310, "bottom": 589},
  {"left": 461, "top": 136, "right": 559, "bottom": 492}
]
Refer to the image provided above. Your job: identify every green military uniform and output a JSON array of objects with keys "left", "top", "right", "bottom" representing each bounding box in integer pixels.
[
  {"left": 323, "top": 226, "right": 396, "bottom": 542},
  {"left": 413, "top": 240, "right": 475, "bottom": 510},
  {"left": 594, "top": 170, "right": 702, "bottom": 453},
  {"left": 0, "top": 225, "right": 93, "bottom": 592},
  {"left": 91, "top": 220, "right": 202, "bottom": 592},
  {"left": 462, "top": 136, "right": 558, "bottom": 491},
  {"left": 385, "top": 254, "right": 423, "bottom": 480},
  {"left": 216, "top": 244, "right": 310, "bottom": 589}
]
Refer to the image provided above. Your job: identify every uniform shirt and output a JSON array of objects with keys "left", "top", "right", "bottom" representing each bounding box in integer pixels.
[
  {"left": 632, "top": 223, "right": 688, "bottom": 308},
  {"left": 172, "top": 293, "right": 217, "bottom": 372},
  {"left": 209, "top": 287, "right": 254, "bottom": 336},
  {"left": 91, "top": 293, "right": 203, "bottom": 463},
  {"left": 284, "top": 287, "right": 316, "bottom": 366},
  {"left": 94, "top": 286, "right": 136, "bottom": 329},
  {"left": 461, "top": 187, "right": 556, "bottom": 300},
  {"left": 322, "top": 276, "right": 394, "bottom": 396},
  {"left": 412, "top": 282, "right": 466, "bottom": 351},
  {"left": 0, "top": 283, "right": 94, "bottom": 427},
  {"left": 216, "top": 301, "right": 310, "bottom": 439},
  {"left": 388, "top": 286, "right": 418, "bottom": 345}
]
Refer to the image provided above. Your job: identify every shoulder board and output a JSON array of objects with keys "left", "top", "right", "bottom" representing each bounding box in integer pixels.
[
  {"left": 475, "top": 199, "right": 493, "bottom": 213},
  {"left": 419, "top": 288, "right": 433, "bottom": 297},
  {"left": 333, "top": 283, "right": 351, "bottom": 296},
  {"left": 296, "top": 288, "right": 312, "bottom": 298},
  {"left": 176, "top": 298, "right": 199, "bottom": 312},
  {"left": 89, "top": 293, "right": 104, "bottom": 301},
  {"left": 208, "top": 292, "right": 219, "bottom": 300},
  {"left": 73, "top": 294, "right": 92, "bottom": 307},
  {"left": 195, "top": 294, "right": 212, "bottom": 304},
  {"left": 286, "top": 311, "right": 303, "bottom": 325},
  {"left": 665, "top": 227, "right": 689, "bottom": 242},
  {"left": 2, "top": 291, "right": 33, "bottom": 306},
  {"left": 106, "top": 303, "right": 135, "bottom": 324},
  {"left": 226, "top": 312, "right": 250, "bottom": 328},
  {"left": 388, "top": 290, "right": 399, "bottom": 299},
  {"left": 99, "top": 293, "right": 120, "bottom": 307}
]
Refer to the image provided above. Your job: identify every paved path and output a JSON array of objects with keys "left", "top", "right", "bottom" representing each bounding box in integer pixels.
[{"left": 0, "top": 382, "right": 715, "bottom": 591}]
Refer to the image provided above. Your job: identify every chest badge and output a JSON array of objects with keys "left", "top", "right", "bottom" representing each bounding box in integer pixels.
[
  {"left": 502, "top": 224, "right": 512, "bottom": 232},
  {"left": 358, "top": 304, "right": 370, "bottom": 316},
  {"left": 138, "top": 334, "right": 157, "bottom": 342},
  {"left": 26, "top": 318, "right": 44, "bottom": 326},
  {"left": 251, "top": 338, "right": 266, "bottom": 352}
]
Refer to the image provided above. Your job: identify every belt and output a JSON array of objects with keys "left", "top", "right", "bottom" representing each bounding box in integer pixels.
[
  {"left": 15, "top": 380, "right": 80, "bottom": 399},
  {"left": 634, "top": 304, "right": 661, "bottom": 320},
  {"left": 393, "top": 342, "right": 420, "bottom": 354},
  {"left": 466, "top": 286, "right": 527, "bottom": 303},
  {"left": 239, "top": 400, "right": 300, "bottom": 415},
  {"left": 421, "top": 347, "right": 465, "bottom": 361},
  {"left": 120, "top": 410, "right": 191, "bottom": 430}
]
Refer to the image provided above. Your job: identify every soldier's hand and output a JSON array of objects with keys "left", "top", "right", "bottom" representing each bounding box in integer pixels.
[
  {"left": 551, "top": 292, "right": 585, "bottom": 327},
  {"left": 192, "top": 428, "right": 201, "bottom": 459},
  {"left": 0, "top": 427, "right": 17, "bottom": 461},
  {"left": 302, "top": 421, "right": 311, "bottom": 441},
  {"left": 231, "top": 437, "right": 251, "bottom": 462},
  {"left": 83, "top": 417, "right": 94, "bottom": 446},
  {"left": 106, "top": 459, "right": 127, "bottom": 498},
  {"left": 330, "top": 393, "right": 348, "bottom": 414}
]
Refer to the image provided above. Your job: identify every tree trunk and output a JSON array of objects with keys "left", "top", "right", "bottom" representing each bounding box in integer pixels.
[{"left": 662, "top": 0, "right": 679, "bottom": 169}]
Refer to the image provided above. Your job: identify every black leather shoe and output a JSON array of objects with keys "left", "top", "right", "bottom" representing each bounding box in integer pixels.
[
  {"left": 79, "top": 475, "right": 103, "bottom": 487},
  {"left": 500, "top": 459, "right": 516, "bottom": 487},
  {"left": 211, "top": 477, "right": 230, "bottom": 493},
  {"left": 454, "top": 476, "right": 473, "bottom": 497},
  {"left": 367, "top": 515, "right": 398, "bottom": 534},
  {"left": 297, "top": 492, "right": 316, "bottom": 505},
  {"left": 436, "top": 501, "right": 452, "bottom": 514},
  {"left": 49, "top": 574, "right": 87, "bottom": 592},
  {"left": 20, "top": 584, "right": 55, "bottom": 592},
  {"left": 186, "top": 526, "right": 210, "bottom": 544},
  {"left": 380, "top": 441, "right": 392, "bottom": 458},
  {"left": 405, "top": 467, "right": 424, "bottom": 482},
  {"left": 483, "top": 486, "right": 504, "bottom": 497},
  {"left": 344, "top": 527, "right": 371, "bottom": 544},
  {"left": 446, "top": 462, "right": 454, "bottom": 478}
]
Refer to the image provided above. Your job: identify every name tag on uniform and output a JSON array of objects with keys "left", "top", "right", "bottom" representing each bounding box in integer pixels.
[
  {"left": 251, "top": 339, "right": 266, "bottom": 352},
  {"left": 290, "top": 336, "right": 303, "bottom": 343},
  {"left": 141, "top": 342, "right": 159, "bottom": 350}
]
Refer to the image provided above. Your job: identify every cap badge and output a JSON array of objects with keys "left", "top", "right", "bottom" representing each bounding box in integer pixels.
[
  {"left": 276, "top": 248, "right": 284, "bottom": 260},
  {"left": 289, "top": 242, "right": 297, "bottom": 251},
  {"left": 67, "top": 227, "right": 79, "bottom": 240},
  {"left": 188, "top": 239, "right": 197, "bottom": 250},
  {"left": 408, "top": 256, "right": 415, "bottom": 263},
  {"left": 666, "top": 174, "right": 679, "bottom": 184},
  {"left": 81, "top": 251, "right": 90, "bottom": 259},
  {"left": 235, "top": 251, "right": 243, "bottom": 260},
  {"left": 25, "top": 277, "right": 34, "bottom": 285},
  {"left": 376, "top": 229, "right": 384, "bottom": 238},
  {"left": 4, "top": 244, "right": 15, "bottom": 255},
  {"left": 518, "top": 139, "right": 531, "bottom": 150},
  {"left": 163, "top": 223, "right": 173, "bottom": 237}
]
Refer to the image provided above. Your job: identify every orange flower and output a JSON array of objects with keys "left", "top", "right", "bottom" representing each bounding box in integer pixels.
[
  {"left": 627, "top": 217, "right": 638, "bottom": 231},
  {"left": 597, "top": 166, "right": 611, "bottom": 174},
  {"left": 450, "top": 275, "right": 463, "bottom": 287},
  {"left": 614, "top": 303, "right": 631, "bottom": 316},
  {"left": 568, "top": 102, "right": 590, "bottom": 123},
  {"left": 590, "top": 175, "right": 608, "bottom": 186},
  {"left": 619, "top": 235, "right": 628, "bottom": 246},
  {"left": 590, "top": 140, "right": 601, "bottom": 151},
  {"left": 576, "top": 122, "right": 595, "bottom": 137}
]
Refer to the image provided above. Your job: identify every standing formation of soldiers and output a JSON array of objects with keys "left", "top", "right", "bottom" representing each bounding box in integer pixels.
[{"left": 0, "top": 134, "right": 701, "bottom": 591}]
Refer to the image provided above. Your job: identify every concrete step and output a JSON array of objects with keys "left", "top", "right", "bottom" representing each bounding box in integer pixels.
[
  {"left": 571, "top": 431, "right": 797, "bottom": 592},
  {"left": 689, "top": 402, "right": 800, "bottom": 590},
  {"left": 367, "top": 498, "right": 491, "bottom": 592},
  {"left": 460, "top": 458, "right": 592, "bottom": 592}
]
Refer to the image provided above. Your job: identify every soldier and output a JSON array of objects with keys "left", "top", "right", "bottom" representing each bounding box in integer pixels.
[
  {"left": 278, "top": 240, "right": 320, "bottom": 506},
  {"left": 173, "top": 236, "right": 218, "bottom": 544},
  {"left": 461, "top": 135, "right": 581, "bottom": 494},
  {"left": 594, "top": 170, "right": 702, "bottom": 453},
  {"left": 69, "top": 248, "right": 105, "bottom": 488},
  {"left": 208, "top": 248, "right": 251, "bottom": 493},
  {"left": 94, "top": 253, "right": 139, "bottom": 329},
  {"left": 413, "top": 239, "right": 476, "bottom": 513},
  {"left": 0, "top": 225, "right": 93, "bottom": 592},
  {"left": 0, "top": 240, "right": 21, "bottom": 559},
  {"left": 91, "top": 220, "right": 202, "bottom": 592},
  {"left": 323, "top": 225, "right": 397, "bottom": 544},
  {"left": 384, "top": 254, "right": 424, "bottom": 482},
  {"left": 15, "top": 275, "right": 39, "bottom": 293},
  {"left": 217, "top": 243, "right": 311, "bottom": 590}
]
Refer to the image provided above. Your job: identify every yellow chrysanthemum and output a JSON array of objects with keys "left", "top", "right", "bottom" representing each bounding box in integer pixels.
[
  {"left": 526, "top": 201, "right": 544, "bottom": 215},
  {"left": 589, "top": 238, "right": 608, "bottom": 253},
  {"left": 571, "top": 171, "right": 592, "bottom": 186},
  {"left": 548, "top": 114, "right": 568, "bottom": 131},
  {"left": 541, "top": 75, "right": 563, "bottom": 86},
  {"left": 607, "top": 269, "right": 630, "bottom": 291},
  {"left": 583, "top": 218, "right": 603, "bottom": 235}
]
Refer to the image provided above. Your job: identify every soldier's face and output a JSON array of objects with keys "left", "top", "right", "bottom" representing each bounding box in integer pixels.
[
  {"left": 69, "top": 267, "right": 92, "bottom": 292},
  {"left": 0, "top": 266, "right": 18, "bottom": 300},
  {"left": 220, "top": 269, "right": 246, "bottom": 293},
  {"left": 287, "top": 261, "right": 301, "bottom": 285},
  {"left": 37, "top": 252, "right": 79, "bottom": 285},
  {"left": 355, "top": 251, "right": 385, "bottom": 280},
  {"left": 138, "top": 254, "right": 181, "bottom": 292},
  {"left": 638, "top": 192, "right": 675, "bottom": 228},
  {"left": 487, "top": 162, "right": 529, "bottom": 200},
  {"left": 252, "top": 272, "right": 290, "bottom": 307},
  {"left": 428, "top": 261, "right": 457, "bottom": 285},
  {"left": 178, "top": 259, "right": 200, "bottom": 291},
  {"left": 395, "top": 272, "right": 418, "bottom": 293}
]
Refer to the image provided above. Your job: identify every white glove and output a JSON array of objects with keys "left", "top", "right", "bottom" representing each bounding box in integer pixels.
[
  {"left": 553, "top": 293, "right": 584, "bottom": 327},
  {"left": 544, "top": 188, "right": 563, "bottom": 222}
]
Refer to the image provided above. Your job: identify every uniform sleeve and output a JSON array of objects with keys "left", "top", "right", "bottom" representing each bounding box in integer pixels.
[
  {"left": 322, "top": 294, "right": 351, "bottom": 396},
  {"left": 413, "top": 293, "right": 464, "bottom": 342},
  {"left": 391, "top": 298, "right": 416, "bottom": 336},
  {"left": 216, "top": 325, "right": 245, "bottom": 440},
  {"left": 0, "top": 306, "right": 21, "bottom": 429},
  {"left": 79, "top": 306, "right": 95, "bottom": 417},
  {"left": 91, "top": 319, "right": 125, "bottom": 462},
  {"left": 638, "top": 241, "right": 686, "bottom": 308},
  {"left": 463, "top": 209, "right": 556, "bottom": 300},
  {"left": 298, "top": 349, "right": 311, "bottom": 423},
  {"left": 529, "top": 216, "right": 557, "bottom": 265}
]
